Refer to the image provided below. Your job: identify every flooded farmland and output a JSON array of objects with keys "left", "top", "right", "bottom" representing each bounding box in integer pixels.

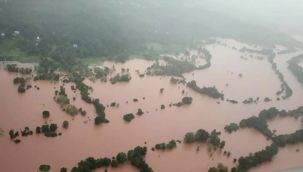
[{"left": 1, "top": 39, "right": 303, "bottom": 172}]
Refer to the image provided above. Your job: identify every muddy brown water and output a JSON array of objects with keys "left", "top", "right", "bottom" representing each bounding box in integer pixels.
[{"left": 0, "top": 41, "right": 303, "bottom": 172}]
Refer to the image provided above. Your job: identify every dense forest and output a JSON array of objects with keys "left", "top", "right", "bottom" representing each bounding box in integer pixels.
[{"left": 0, "top": 0, "right": 302, "bottom": 65}]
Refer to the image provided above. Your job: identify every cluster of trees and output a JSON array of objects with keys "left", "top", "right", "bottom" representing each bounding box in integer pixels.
[
  {"left": 242, "top": 97, "right": 259, "bottom": 104},
  {"left": 238, "top": 106, "right": 303, "bottom": 139},
  {"left": 70, "top": 72, "right": 109, "bottom": 125},
  {"left": 197, "top": 48, "right": 212, "bottom": 70},
  {"left": 6, "top": 64, "right": 32, "bottom": 74},
  {"left": 273, "top": 129, "right": 303, "bottom": 147},
  {"left": 170, "top": 77, "right": 185, "bottom": 84},
  {"left": 268, "top": 54, "right": 293, "bottom": 99},
  {"left": 123, "top": 113, "right": 135, "bottom": 122},
  {"left": 70, "top": 146, "right": 152, "bottom": 172},
  {"left": 54, "top": 86, "right": 78, "bottom": 116},
  {"left": 236, "top": 144, "right": 278, "bottom": 172},
  {"left": 71, "top": 73, "right": 93, "bottom": 103},
  {"left": 288, "top": 54, "right": 303, "bottom": 86},
  {"left": 154, "top": 140, "right": 177, "bottom": 150},
  {"left": 94, "top": 67, "right": 110, "bottom": 81},
  {"left": 224, "top": 107, "right": 303, "bottom": 171},
  {"left": 110, "top": 73, "right": 131, "bottom": 84},
  {"left": 174, "top": 96, "right": 193, "bottom": 107},
  {"left": 146, "top": 57, "right": 197, "bottom": 77},
  {"left": 239, "top": 116, "right": 273, "bottom": 138},
  {"left": 258, "top": 107, "right": 281, "bottom": 120},
  {"left": 0, "top": 0, "right": 300, "bottom": 68},
  {"left": 78, "top": 108, "right": 87, "bottom": 116},
  {"left": 13, "top": 77, "right": 26, "bottom": 85},
  {"left": 184, "top": 129, "right": 209, "bottom": 143},
  {"left": 20, "top": 127, "right": 34, "bottom": 137},
  {"left": 36, "top": 123, "right": 59, "bottom": 137},
  {"left": 13, "top": 76, "right": 27, "bottom": 93},
  {"left": 34, "top": 58, "right": 60, "bottom": 81},
  {"left": 187, "top": 80, "right": 224, "bottom": 99},
  {"left": 264, "top": 97, "right": 272, "bottom": 102},
  {"left": 184, "top": 129, "right": 225, "bottom": 151},
  {"left": 224, "top": 123, "right": 239, "bottom": 133},
  {"left": 9, "top": 129, "right": 21, "bottom": 143},
  {"left": 208, "top": 163, "right": 228, "bottom": 172},
  {"left": 9, "top": 126, "right": 36, "bottom": 144},
  {"left": 93, "top": 99, "right": 109, "bottom": 124}
]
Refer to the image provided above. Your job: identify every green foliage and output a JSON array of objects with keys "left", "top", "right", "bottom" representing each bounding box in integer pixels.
[
  {"left": 60, "top": 167, "right": 67, "bottom": 172},
  {"left": 39, "top": 123, "right": 58, "bottom": 137},
  {"left": 94, "top": 115, "right": 107, "bottom": 125},
  {"left": 71, "top": 146, "right": 152, "bottom": 172},
  {"left": 65, "top": 104, "right": 78, "bottom": 116},
  {"left": 208, "top": 163, "right": 228, "bottom": 172},
  {"left": 13, "top": 77, "right": 26, "bottom": 85},
  {"left": 147, "top": 57, "right": 197, "bottom": 77},
  {"left": 268, "top": 54, "right": 292, "bottom": 99},
  {"left": 111, "top": 159, "right": 118, "bottom": 167},
  {"left": 182, "top": 96, "right": 193, "bottom": 105},
  {"left": 237, "top": 144, "right": 278, "bottom": 171},
  {"left": 55, "top": 95, "right": 70, "bottom": 105},
  {"left": 273, "top": 129, "right": 303, "bottom": 147},
  {"left": 123, "top": 113, "right": 135, "bottom": 122},
  {"left": 116, "top": 152, "right": 127, "bottom": 164},
  {"left": 6, "top": 64, "right": 32, "bottom": 74},
  {"left": 155, "top": 140, "right": 177, "bottom": 150},
  {"left": 184, "top": 132, "right": 195, "bottom": 143},
  {"left": 39, "top": 164, "right": 51, "bottom": 172},
  {"left": 110, "top": 73, "right": 131, "bottom": 84},
  {"left": 62, "top": 121, "right": 69, "bottom": 129},
  {"left": 239, "top": 116, "right": 273, "bottom": 138},
  {"left": 258, "top": 107, "right": 280, "bottom": 120},
  {"left": 194, "top": 129, "right": 209, "bottom": 142},
  {"left": 136, "top": 108, "right": 144, "bottom": 116},
  {"left": 94, "top": 67, "right": 110, "bottom": 80},
  {"left": 187, "top": 80, "right": 224, "bottom": 99},
  {"left": 184, "top": 129, "right": 225, "bottom": 149},
  {"left": 42, "top": 111, "right": 50, "bottom": 118},
  {"left": 34, "top": 58, "right": 60, "bottom": 81},
  {"left": 224, "top": 123, "right": 239, "bottom": 133},
  {"left": 288, "top": 54, "right": 303, "bottom": 87},
  {"left": 17, "top": 84, "right": 26, "bottom": 93}
]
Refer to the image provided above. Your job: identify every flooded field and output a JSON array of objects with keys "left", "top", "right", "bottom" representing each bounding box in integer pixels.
[{"left": 1, "top": 39, "right": 303, "bottom": 172}]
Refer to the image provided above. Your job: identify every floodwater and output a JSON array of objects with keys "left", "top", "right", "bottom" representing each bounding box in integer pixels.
[{"left": 0, "top": 39, "right": 303, "bottom": 172}]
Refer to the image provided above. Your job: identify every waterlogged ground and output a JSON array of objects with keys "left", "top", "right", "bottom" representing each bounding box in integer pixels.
[{"left": 0, "top": 39, "right": 303, "bottom": 172}]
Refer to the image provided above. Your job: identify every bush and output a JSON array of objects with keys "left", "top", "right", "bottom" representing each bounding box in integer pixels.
[
  {"left": 184, "top": 132, "right": 195, "bottom": 143},
  {"left": 224, "top": 123, "right": 239, "bottom": 133},
  {"left": 116, "top": 152, "right": 127, "bottom": 164},
  {"left": 136, "top": 108, "right": 144, "bottom": 115},
  {"left": 194, "top": 129, "right": 209, "bottom": 142},
  {"left": 60, "top": 167, "right": 67, "bottom": 172},
  {"left": 62, "top": 121, "right": 69, "bottom": 129},
  {"left": 123, "top": 113, "right": 135, "bottom": 122},
  {"left": 39, "top": 164, "right": 51, "bottom": 172},
  {"left": 65, "top": 104, "right": 78, "bottom": 116},
  {"left": 95, "top": 115, "right": 108, "bottom": 125},
  {"left": 182, "top": 97, "right": 193, "bottom": 105},
  {"left": 42, "top": 111, "right": 50, "bottom": 118}
]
